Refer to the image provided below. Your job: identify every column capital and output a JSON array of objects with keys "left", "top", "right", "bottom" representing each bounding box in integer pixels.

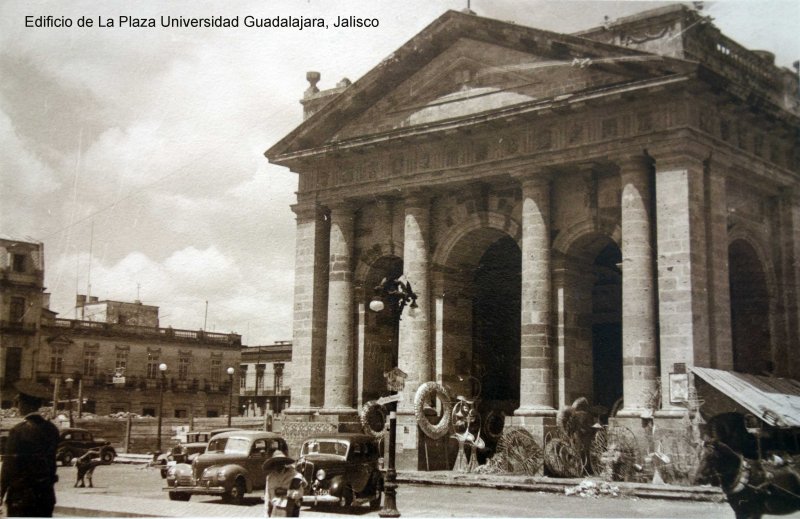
[
  {"left": 291, "top": 202, "right": 323, "bottom": 221},
  {"left": 402, "top": 189, "right": 432, "bottom": 208},
  {"left": 615, "top": 151, "right": 652, "bottom": 173},
  {"left": 324, "top": 199, "right": 355, "bottom": 214},
  {"left": 647, "top": 142, "right": 710, "bottom": 172}
]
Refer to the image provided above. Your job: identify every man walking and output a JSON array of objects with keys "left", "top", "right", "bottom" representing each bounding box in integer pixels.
[{"left": 0, "top": 380, "right": 60, "bottom": 517}]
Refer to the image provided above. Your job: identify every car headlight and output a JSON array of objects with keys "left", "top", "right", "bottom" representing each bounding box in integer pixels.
[
  {"left": 167, "top": 466, "right": 177, "bottom": 478},
  {"left": 216, "top": 469, "right": 227, "bottom": 481},
  {"left": 315, "top": 469, "right": 326, "bottom": 481}
]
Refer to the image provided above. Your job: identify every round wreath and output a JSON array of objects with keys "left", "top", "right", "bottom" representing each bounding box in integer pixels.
[
  {"left": 359, "top": 400, "right": 387, "bottom": 438},
  {"left": 413, "top": 382, "right": 452, "bottom": 440}
]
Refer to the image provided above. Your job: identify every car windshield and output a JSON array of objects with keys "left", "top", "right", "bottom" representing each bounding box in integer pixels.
[
  {"left": 206, "top": 437, "right": 228, "bottom": 453},
  {"left": 301, "top": 440, "right": 349, "bottom": 457},
  {"left": 223, "top": 437, "right": 251, "bottom": 455}
]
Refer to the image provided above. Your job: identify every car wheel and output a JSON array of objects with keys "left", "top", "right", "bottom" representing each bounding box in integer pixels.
[
  {"left": 226, "top": 478, "right": 246, "bottom": 505},
  {"left": 339, "top": 488, "right": 353, "bottom": 508},
  {"left": 160, "top": 468, "right": 167, "bottom": 479},
  {"left": 101, "top": 449, "right": 115, "bottom": 463},
  {"left": 168, "top": 492, "right": 191, "bottom": 501},
  {"left": 369, "top": 491, "right": 382, "bottom": 510},
  {"left": 61, "top": 451, "right": 73, "bottom": 466}
]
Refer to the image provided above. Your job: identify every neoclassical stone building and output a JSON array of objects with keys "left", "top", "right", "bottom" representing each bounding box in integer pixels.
[{"left": 267, "top": 5, "right": 799, "bottom": 468}]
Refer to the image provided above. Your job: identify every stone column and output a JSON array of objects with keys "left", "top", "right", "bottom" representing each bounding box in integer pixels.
[
  {"left": 397, "top": 192, "right": 432, "bottom": 412},
  {"left": 323, "top": 202, "right": 356, "bottom": 412},
  {"left": 518, "top": 175, "right": 554, "bottom": 414},
  {"left": 653, "top": 145, "right": 710, "bottom": 412},
  {"left": 706, "top": 153, "right": 733, "bottom": 370},
  {"left": 618, "top": 154, "right": 658, "bottom": 414},
  {"left": 288, "top": 203, "right": 329, "bottom": 411}
]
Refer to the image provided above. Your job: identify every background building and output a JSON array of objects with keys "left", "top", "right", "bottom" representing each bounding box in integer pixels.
[
  {"left": 267, "top": 5, "right": 799, "bottom": 469},
  {"left": 239, "top": 341, "right": 292, "bottom": 416},
  {"left": 1, "top": 236, "right": 242, "bottom": 418}
]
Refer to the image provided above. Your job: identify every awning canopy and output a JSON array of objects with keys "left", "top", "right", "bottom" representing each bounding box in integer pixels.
[{"left": 691, "top": 367, "right": 800, "bottom": 429}]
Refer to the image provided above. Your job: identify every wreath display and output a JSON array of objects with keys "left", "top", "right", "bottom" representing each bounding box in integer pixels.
[
  {"left": 359, "top": 400, "right": 388, "bottom": 438},
  {"left": 413, "top": 382, "right": 452, "bottom": 440}
]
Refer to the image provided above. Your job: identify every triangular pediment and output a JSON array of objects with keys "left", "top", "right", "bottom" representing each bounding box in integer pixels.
[
  {"left": 267, "top": 10, "right": 693, "bottom": 160},
  {"left": 46, "top": 334, "right": 75, "bottom": 345},
  {"left": 334, "top": 38, "right": 666, "bottom": 141}
]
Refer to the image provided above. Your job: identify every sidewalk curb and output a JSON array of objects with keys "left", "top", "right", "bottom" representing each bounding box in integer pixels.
[{"left": 396, "top": 471, "right": 726, "bottom": 502}]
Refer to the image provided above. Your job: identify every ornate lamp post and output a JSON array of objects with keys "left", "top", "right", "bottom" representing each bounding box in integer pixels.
[
  {"left": 156, "top": 363, "right": 167, "bottom": 454},
  {"left": 370, "top": 276, "right": 418, "bottom": 518},
  {"left": 227, "top": 367, "right": 235, "bottom": 427},
  {"left": 64, "top": 377, "right": 74, "bottom": 427}
]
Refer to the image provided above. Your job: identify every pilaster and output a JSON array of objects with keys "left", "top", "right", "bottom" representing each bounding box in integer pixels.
[
  {"left": 652, "top": 144, "right": 710, "bottom": 411},
  {"left": 287, "top": 203, "right": 329, "bottom": 412}
]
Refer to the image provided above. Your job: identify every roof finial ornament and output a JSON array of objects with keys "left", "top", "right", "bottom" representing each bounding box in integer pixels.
[{"left": 305, "top": 71, "right": 320, "bottom": 97}]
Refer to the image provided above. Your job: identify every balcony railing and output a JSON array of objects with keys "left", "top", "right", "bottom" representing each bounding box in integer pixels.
[{"left": 45, "top": 318, "right": 241, "bottom": 346}]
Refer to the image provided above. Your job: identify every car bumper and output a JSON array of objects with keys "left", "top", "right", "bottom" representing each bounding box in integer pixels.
[
  {"left": 302, "top": 492, "right": 341, "bottom": 504},
  {"left": 163, "top": 485, "right": 227, "bottom": 496}
]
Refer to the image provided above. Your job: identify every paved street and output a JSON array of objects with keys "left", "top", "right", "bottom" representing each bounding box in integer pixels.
[{"left": 50, "top": 462, "right": 800, "bottom": 518}]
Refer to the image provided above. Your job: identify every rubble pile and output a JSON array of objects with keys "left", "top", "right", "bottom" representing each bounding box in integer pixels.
[{"left": 564, "top": 479, "right": 620, "bottom": 498}]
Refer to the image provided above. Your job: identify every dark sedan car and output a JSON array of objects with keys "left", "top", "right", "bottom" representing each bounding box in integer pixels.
[
  {"left": 297, "top": 433, "right": 383, "bottom": 509},
  {"left": 56, "top": 427, "right": 116, "bottom": 466},
  {"left": 164, "top": 430, "right": 288, "bottom": 504}
]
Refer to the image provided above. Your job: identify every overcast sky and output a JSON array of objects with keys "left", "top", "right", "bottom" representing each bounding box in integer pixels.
[{"left": 1, "top": 0, "right": 797, "bottom": 346}]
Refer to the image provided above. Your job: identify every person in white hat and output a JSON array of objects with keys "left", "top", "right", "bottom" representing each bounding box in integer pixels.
[
  {"left": 263, "top": 450, "right": 306, "bottom": 517},
  {"left": 0, "top": 380, "right": 60, "bottom": 517}
]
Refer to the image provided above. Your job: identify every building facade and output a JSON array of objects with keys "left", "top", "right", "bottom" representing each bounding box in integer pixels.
[
  {"left": 238, "top": 341, "right": 292, "bottom": 417},
  {"left": 0, "top": 236, "right": 242, "bottom": 417},
  {"left": 267, "top": 5, "right": 799, "bottom": 469}
]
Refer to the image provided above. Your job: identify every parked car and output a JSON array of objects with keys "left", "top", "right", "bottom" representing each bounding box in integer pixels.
[
  {"left": 156, "top": 428, "right": 243, "bottom": 478},
  {"left": 56, "top": 427, "right": 116, "bottom": 466},
  {"left": 297, "top": 433, "right": 383, "bottom": 509},
  {"left": 164, "top": 430, "right": 288, "bottom": 504}
]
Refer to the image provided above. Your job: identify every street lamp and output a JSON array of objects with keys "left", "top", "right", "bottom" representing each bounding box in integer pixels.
[
  {"left": 370, "top": 275, "right": 418, "bottom": 518},
  {"left": 227, "top": 367, "right": 235, "bottom": 427},
  {"left": 64, "top": 377, "right": 74, "bottom": 427},
  {"left": 156, "top": 363, "right": 167, "bottom": 454}
]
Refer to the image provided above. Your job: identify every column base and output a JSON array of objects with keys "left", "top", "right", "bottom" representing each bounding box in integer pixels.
[
  {"left": 318, "top": 406, "right": 358, "bottom": 416},
  {"left": 616, "top": 407, "right": 654, "bottom": 419},
  {"left": 514, "top": 406, "right": 557, "bottom": 417}
]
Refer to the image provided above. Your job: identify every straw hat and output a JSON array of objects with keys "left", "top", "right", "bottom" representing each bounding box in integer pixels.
[{"left": 262, "top": 450, "right": 295, "bottom": 471}]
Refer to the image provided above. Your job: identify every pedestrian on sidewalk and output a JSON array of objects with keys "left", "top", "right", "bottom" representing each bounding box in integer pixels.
[
  {"left": 263, "top": 450, "right": 306, "bottom": 517},
  {"left": 0, "top": 380, "right": 60, "bottom": 517}
]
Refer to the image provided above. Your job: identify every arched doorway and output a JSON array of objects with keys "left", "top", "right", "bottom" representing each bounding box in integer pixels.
[
  {"left": 472, "top": 236, "right": 521, "bottom": 410},
  {"left": 729, "top": 239, "right": 772, "bottom": 374},
  {"left": 591, "top": 243, "right": 622, "bottom": 417},
  {"left": 558, "top": 233, "right": 622, "bottom": 418},
  {"left": 362, "top": 256, "right": 403, "bottom": 402}
]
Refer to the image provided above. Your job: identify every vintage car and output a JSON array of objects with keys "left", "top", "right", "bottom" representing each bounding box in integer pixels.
[
  {"left": 164, "top": 430, "right": 288, "bottom": 504},
  {"left": 297, "top": 433, "right": 383, "bottom": 509},
  {"left": 156, "top": 428, "right": 242, "bottom": 478},
  {"left": 56, "top": 427, "right": 116, "bottom": 466}
]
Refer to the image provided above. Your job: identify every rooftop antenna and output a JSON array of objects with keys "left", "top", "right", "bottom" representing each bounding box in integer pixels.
[
  {"left": 204, "top": 300, "right": 208, "bottom": 330},
  {"left": 86, "top": 220, "right": 94, "bottom": 303}
]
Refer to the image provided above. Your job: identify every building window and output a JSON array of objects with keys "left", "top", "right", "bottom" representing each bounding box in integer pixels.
[
  {"left": 146, "top": 357, "right": 160, "bottom": 379},
  {"left": 256, "top": 364, "right": 265, "bottom": 394},
  {"left": 50, "top": 345, "right": 65, "bottom": 374},
  {"left": 274, "top": 363, "right": 285, "bottom": 393},
  {"left": 174, "top": 409, "right": 187, "bottom": 418},
  {"left": 206, "top": 409, "right": 219, "bottom": 418},
  {"left": 83, "top": 349, "right": 98, "bottom": 377},
  {"left": 210, "top": 358, "right": 221, "bottom": 383},
  {"left": 239, "top": 367, "right": 247, "bottom": 390},
  {"left": 142, "top": 407, "right": 156, "bottom": 417},
  {"left": 9, "top": 297, "right": 25, "bottom": 322},
  {"left": 115, "top": 350, "right": 128, "bottom": 372},
  {"left": 178, "top": 356, "right": 190, "bottom": 381},
  {"left": 12, "top": 254, "right": 26, "bottom": 273}
]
